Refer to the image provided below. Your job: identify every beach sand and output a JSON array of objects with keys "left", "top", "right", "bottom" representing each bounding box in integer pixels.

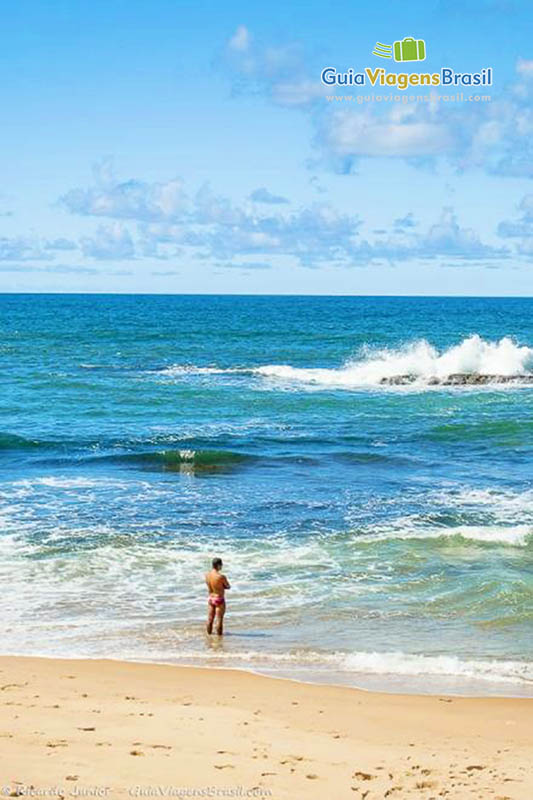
[{"left": 0, "top": 656, "right": 531, "bottom": 800}]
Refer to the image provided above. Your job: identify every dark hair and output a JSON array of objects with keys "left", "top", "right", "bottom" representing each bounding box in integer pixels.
[{"left": 212, "top": 557, "right": 223, "bottom": 570}]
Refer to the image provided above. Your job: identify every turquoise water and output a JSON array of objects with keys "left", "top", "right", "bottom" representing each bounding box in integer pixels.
[{"left": 1, "top": 294, "right": 533, "bottom": 695}]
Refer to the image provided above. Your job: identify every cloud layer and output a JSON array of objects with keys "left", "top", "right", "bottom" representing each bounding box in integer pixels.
[{"left": 56, "top": 164, "right": 513, "bottom": 268}]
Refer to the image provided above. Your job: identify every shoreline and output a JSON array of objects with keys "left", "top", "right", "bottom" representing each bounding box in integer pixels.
[
  {"left": 0, "top": 654, "right": 531, "bottom": 799},
  {"left": 1, "top": 649, "right": 532, "bottom": 700}
]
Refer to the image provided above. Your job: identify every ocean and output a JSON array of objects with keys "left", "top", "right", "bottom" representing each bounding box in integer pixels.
[{"left": 1, "top": 294, "right": 532, "bottom": 696}]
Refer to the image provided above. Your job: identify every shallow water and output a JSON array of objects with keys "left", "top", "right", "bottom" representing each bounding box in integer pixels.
[{"left": 1, "top": 294, "right": 532, "bottom": 695}]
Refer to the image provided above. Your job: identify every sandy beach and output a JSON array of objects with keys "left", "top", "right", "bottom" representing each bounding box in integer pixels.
[{"left": 0, "top": 656, "right": 531, "bottom": 800}]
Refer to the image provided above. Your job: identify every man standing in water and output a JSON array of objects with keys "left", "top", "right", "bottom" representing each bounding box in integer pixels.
[{"left": 205, "top": 557, "right": 230, "bottom": 635}]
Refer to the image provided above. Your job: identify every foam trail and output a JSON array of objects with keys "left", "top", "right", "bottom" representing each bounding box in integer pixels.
[
  {"left": 254, "top": 335, "right": 533, "bottom": 388},
  {"left": 356, "top": 523, "right": 533, "bottom": 547},
  {"left": 143, "top": 648, "right": 533, "bottom": 687},
  {"left": 340, "top": 651, "right": 533, "bottom": 685}
]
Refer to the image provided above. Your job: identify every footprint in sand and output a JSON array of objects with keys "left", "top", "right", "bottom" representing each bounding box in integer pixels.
[
  {"left": 353, "top": 772, "right": 375, "bottom": 781},
  {"left": 130, "top": 750, "right": 144, "bottom": 756},
  {"left": 77, "top": 726, "right": 96, "bottom": 732},
  {"left": 214, "top": 765, "right": 235, "bottom": 770},
  {"left": 1, "top": 682, "right": 28, "bottom": 691},
  {"left": 415, "top": 780, "right": 437, "bottom": 789}
]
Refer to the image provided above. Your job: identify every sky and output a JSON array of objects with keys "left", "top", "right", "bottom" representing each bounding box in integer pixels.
[{"left": 1, "top": 0, "right": 532, "bottom": 295}]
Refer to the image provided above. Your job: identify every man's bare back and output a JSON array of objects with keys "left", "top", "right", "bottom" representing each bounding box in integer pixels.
[{"left": 205, "top": 557, "right": 230, "bottom": 635}]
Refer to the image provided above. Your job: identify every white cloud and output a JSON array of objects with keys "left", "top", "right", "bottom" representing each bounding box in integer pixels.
[
  {"left": 497, "top": 194, "right": 533, "bottom": 243},
  {"left": 228, "top": 25, "right": 250, "bottom": 52},
  {"left": 249, "top": 187, "right": 289, "bottom": 204},
  {"left": 422, "top": 207, "right": 505, "bottom": 258},
  {"left": 516, "top": 58, "right": 533, "bottom": 78},
  {"left": 323, "top": 108, "right": 452, "bottom": 159},
  {"left": 80, "top": 222, "right": 135, "bottom": 260},
  {"left": 221, "top": 27, "right": 306, "bottom": 92},
  {"left": 0, "top": 236, "right": 51, "bottom": 261},
  {"left": 394, "top": 213, "right": 417, "bottom": 229},
  {"left": 61, "top": 159, "right": 187, "bottom": 222},
  {"left": 0, "top": 263, "right": 99, "bottom": 274},
  {"left": 61, "top": 167, "right": 514, "bottom": 268},
  {"left": 45, "top": 237, "right": 77, "bottom": 251}
]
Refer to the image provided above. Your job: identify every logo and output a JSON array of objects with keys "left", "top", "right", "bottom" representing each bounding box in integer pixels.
[
  {"left": 320, "top": 36, "right": 492, "bottom": 91},
  {"left": 373, "top": 37, "right": 426, "bottom": 62}
]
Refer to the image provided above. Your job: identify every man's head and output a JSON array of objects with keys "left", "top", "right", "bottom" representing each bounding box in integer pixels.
[{"left": 212, "top": 557, "right": 223, "bottom": 571}]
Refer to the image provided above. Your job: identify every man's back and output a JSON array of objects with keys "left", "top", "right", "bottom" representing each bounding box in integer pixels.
[{"left": 206, "top": 568, "right": 228, "bottom": 597}]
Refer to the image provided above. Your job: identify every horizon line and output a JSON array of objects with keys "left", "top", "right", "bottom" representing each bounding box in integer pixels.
[{"left": 1, "top": 291, "right": 533, "bottom": 300}]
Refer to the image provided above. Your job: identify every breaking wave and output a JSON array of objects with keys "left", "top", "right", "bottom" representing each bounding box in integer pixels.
[
  {"left": 254, "top": 335, "right": 533, "bottom": 388},
  {"left": 356, "top": 523, "right": 533, "bottom": 547}
]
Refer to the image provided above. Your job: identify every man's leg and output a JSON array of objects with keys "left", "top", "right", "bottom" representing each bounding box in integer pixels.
[
  {"left": 215, "top": 603, "right": 226, "bottom": 636},
  {"left": 206, "top": 603, "right": 215, "bottom": 634}
]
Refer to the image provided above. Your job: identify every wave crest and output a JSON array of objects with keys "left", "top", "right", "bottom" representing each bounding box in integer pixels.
[{"left": 255, "top": 335, "right": 533, "bottom": 388}]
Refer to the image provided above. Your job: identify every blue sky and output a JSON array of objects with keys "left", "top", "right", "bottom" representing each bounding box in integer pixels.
[{"left": 1, "top": 0, "right": 532, "bottom": 294}]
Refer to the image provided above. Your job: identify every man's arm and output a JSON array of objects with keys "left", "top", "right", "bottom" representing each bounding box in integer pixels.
[{"left": 223, "top": 575, "right": 231, "bottom": 589}]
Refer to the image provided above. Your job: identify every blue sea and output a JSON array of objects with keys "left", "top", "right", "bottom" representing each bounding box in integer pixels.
[{"left": 1, "top": 294, "right": 533, "bottom": 696}]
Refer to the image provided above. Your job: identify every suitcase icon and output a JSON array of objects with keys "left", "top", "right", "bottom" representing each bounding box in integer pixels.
[{"left": 393, "top": 37, "right": 426, "bottom": 62}]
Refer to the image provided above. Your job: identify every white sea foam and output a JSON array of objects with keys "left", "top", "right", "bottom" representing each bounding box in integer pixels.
[
  {"left": 356, "top": 522, "right": 533, "bottom": 547},
  {"left": 254, "top": 335, "right": 533, "bottom": 388},
  {"left": 33, "top": 476, "right": 104, "bottom": 489},
  {"left": 154, "top": 336, "right": 533, "bottom": 388},
  {"left": 139, "top": 647, "right": 533, "bottom": 687},
  {"left": 157, "top": 365, "right": 243, "bottom": 377},
  {"left": 339, "top": 650, "right": 533, "bottom": 685},
  {"left": 435, "top": 487, "right": 533, "bottom": 515}
]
